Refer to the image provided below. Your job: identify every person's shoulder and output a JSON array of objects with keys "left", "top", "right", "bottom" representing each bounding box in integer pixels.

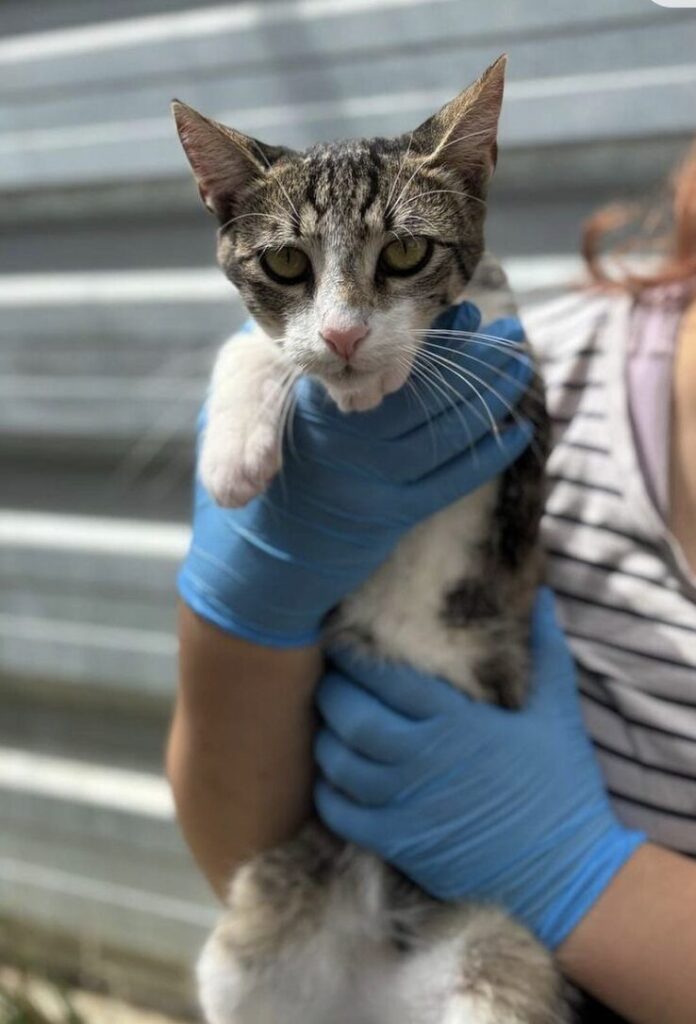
[{"left": 520, "top": 289, "right": 624, "bottom": 367}]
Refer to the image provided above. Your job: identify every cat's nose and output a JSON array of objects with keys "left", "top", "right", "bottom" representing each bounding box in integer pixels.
[{"left": 321, "top": 323, "right": 369, "bottom": 361}]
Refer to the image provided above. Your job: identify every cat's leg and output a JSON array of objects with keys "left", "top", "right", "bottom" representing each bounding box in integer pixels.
[
  {"left": 200, "top": 327, "right": 295, "bottom": 507},
  {"left": 197, "top": 823, "right": 375, "bottom": 1024},
  {"left": 389, "top": 905, "right": 567, "bottom": 1024}
]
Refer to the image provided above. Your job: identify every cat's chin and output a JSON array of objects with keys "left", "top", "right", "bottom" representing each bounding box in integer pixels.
[{"left": 323, "top": 365, "right": 411, "bottom": 413}]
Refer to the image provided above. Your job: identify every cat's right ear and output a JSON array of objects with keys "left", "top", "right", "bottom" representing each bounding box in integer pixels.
[{"left": 172, "top": 101, "right": 278, "bottom": 221}]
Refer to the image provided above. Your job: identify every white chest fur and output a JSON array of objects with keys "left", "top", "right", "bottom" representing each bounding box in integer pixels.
[{"left": 330, "top": 481, "right": 498, "bottom": 696}]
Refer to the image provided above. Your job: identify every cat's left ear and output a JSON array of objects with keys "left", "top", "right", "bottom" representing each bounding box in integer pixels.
[
  {"left": 413, "top": 55, "right": 507, "bottom": 183},
  {"left": 172, "top": 100, "right": 293, "bottom": 221}
]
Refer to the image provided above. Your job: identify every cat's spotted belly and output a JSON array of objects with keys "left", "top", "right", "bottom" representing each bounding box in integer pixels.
[{"left": 329, "top": 482, "right": 500, "bottom": 697}]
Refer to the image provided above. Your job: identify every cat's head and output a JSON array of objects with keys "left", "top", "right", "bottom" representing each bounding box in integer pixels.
[{"left": 173, "top": 57, "right": 506, "bottom": 412}]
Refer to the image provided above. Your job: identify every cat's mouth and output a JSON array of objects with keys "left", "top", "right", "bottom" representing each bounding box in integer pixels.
[
  {"left": 314, "top": 360, "right": 414, "bottom": 413},
  {"left": 331, "top": 365, "right": 357, "bottom": 380}
]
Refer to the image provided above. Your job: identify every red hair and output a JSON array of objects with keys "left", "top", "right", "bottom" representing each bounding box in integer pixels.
[{"left": 582, "top": 142, "right": 696, "bottom": 294}]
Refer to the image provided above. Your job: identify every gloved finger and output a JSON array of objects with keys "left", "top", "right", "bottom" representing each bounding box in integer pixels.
[
  {"left": 431, "top": 300, "right": 483, "bottom": 338},
  {"left": 394, "top": 355, "right": 534, "bottom": 481},
  {"left": 315, "top": 670, "right": 428, "bottom": 762},
  {"left": 467, "top": 315, "right": 526, "bottom": 356},
  {"left": 527, "top": 588, "right": 579, "bottom": 711},
  {"left": 327, "top": 646, "right": 455, "bottom": 719},
  {"left": 314, "top": 727, "right": 403, "bottom": 806},
  {"left": 314, "top": 778, "right": 383, "bottom": 849},
  {"left": 408, "top": 418, "right": 535, "bottom": 517}
]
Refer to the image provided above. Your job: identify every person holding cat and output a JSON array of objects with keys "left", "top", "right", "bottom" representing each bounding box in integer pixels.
[
  {"left": 168, "top": 102, "right": 696, "bottom": 1024},
  {"left": 312, "top": 151, "right": 696, "bottom": 1023}
]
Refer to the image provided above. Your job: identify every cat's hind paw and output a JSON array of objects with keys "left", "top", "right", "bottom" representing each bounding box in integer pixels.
[{"left": 197, "top": 932, "right": 249, "bottom": 1024}]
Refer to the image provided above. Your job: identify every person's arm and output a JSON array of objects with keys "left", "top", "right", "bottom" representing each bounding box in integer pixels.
[
  {"left": 167, "top": 603, "right": 322, "bottom": 899},
  {"left": 558, "top": 842, "right": 696, "bottom": 1024}
]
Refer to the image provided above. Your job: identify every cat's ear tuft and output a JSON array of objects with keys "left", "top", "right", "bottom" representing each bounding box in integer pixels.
[
  {"left": 414, "top": 55, "right": 507, "bottom": 182},
  {"left": 171, "top": 100, "right": 278, "bottom": 221}
]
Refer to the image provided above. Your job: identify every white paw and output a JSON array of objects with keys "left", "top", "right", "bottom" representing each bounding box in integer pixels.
[
  {"left": 197, "top": 934, "right": 247, "bottom": 1024},
  {"left": 200, "top": 418, "right": 281, "bottom": 508}
]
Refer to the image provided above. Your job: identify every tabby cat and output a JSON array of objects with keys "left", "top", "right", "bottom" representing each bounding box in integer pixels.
[{"left": 173, "top": 56, "right": 566, "bottom": 1024}]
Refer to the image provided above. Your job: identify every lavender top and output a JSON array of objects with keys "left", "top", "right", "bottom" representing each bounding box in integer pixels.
[{"left": 626, "top": 285, "right": 687, "bottom": 519}]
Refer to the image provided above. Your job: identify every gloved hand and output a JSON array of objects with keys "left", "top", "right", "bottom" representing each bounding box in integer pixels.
[
  {"left": 178, "top": 302, "right": 534, "bottom": 647},
  {"left": 314, "top": 589, "right": 645, "bottom": 948}
]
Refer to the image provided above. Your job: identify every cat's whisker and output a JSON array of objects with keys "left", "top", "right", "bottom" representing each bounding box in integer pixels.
[
  {"left": 390, "top": 133, "right": 492, "bottom": 220},
  {"left": 388, "top": 125, "right": 493, "bottom": 221},
  {"left": 412, "top": 343, "right": 544, "bottom": 403},
  {"left": 110, "top": 343, "right": 215, "bottom": 488},
  {"left": 405, "top": 368, "right": 450, "bottom": 460},
  {"left": 426, "top": 124, "right": 495, "bottom": 161},
  {"left": 418, "top": 336, "right": 540, "bottom": 377},
  {"left": 421, "top": 338, "right": 536, "bottom": 373},
  {"left": 417, "top": 354, "right": 544, "bottom": 465},
  {"left": 412, "top": 329, "right": 522, "bottom": 346},
  {"left": 410, "top": 330, "right": 533, "bottom": 360},
  {"left": 383, "top": 131, "right": 415, "bottom": 217},
  {"left": 266, "top": 203, "right": 298, "bottom": 237},
  {"left": 274, "top": 371, "right": 302, "bottom": 501},
  {"left": 392, "top": 355, "right": 442, "bottom": 457},
  {"left": 218, "top": 211, "right": 284, "bottom": 233},
  {"left": 283, "top": 383, "right": 301, "bottom": 458},
  {"left": 407, "top": 346, "right": 506, "bottom": 443},
  {"left": 400, "top": 343, "right": 493, "bottom": 440},
  {"left": 458, "top": 350, "right": 544, "bottom": 401},
  {"left": 249, "top": 139, "right": 302, "bottom": 230},
  {"left": 408, "top": 357, "right": 479, "bottom": 459},
  {"left": 402, "top": 212, "right": 442, "bottom": 237},
  {"left": 386, "top": 154, "right": 429, "bottom": 223},
  {"left": 403, "top": 335, "right": 533, "bottom": 385},
  {"left": 415, "top": 351, "right": 546, "bottom": 434},
  {"left": 274, "top": 368, "right": 301, "bottom": 436},
  {"left": 398, "top": 223, "right": 418, "bottom": 244},
  {"left": 397, "top": 187, "right": 487, "bottom": 213}
]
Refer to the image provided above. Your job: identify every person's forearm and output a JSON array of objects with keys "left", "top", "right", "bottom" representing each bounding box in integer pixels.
[
  {"left": 558, "top": 843, "right": 696, "bottom": 1024},
  {"left": 167, "top": 602, "right": 322, "bottom": 899}
]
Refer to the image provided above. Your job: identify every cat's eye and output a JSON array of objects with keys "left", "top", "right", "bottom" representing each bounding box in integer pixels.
[
  {"left": 260, "top": 247, "right": 310, "bottom": 284},
  {"left": 379, "top": 236, "right": 432, "bottom": 276}
]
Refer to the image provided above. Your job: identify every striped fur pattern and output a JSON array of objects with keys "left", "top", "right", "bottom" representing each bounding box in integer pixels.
[{"left": 174, "top": 57, "right": 566, "bottom": 1024}]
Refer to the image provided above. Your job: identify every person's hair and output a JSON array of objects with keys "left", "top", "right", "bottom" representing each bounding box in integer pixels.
[{"left": 582, "top": 142, "right": 696, "bottom": 293}]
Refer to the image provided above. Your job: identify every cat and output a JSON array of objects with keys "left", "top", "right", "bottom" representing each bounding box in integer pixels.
[{"left": 173, "top": 56, "right": 566, "bottom": 1024}]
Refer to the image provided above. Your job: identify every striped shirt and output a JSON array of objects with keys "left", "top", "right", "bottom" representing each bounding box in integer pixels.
[{"left": 525, "top": 289, "right": 696, "bottom": 857}]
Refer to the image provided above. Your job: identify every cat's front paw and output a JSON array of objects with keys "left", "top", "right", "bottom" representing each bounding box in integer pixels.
[{"left": 200, "top": 419, "right": 281, "bottom": 508}]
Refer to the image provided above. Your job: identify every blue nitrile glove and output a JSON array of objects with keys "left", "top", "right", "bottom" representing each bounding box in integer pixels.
[
  {"left": 314, "top": 589, "right": 646, "bottom": 949},
  {"left": 178, "top": 302, "right": 534, "bottom": 647}
]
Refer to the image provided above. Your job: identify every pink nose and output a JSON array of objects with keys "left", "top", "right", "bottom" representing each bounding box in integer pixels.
[{"left": 321, "top": 323, "right": 369, "bottom": 361}]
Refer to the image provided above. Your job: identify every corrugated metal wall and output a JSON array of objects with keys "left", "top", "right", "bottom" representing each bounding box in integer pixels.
[{"left": 1, "top": 0, "right": 694, "bottom": 1010}]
